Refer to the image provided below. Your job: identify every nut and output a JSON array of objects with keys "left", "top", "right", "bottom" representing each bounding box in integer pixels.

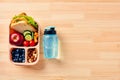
[{"left": 27, "top": 48, "right": 37, "bottom": 63}]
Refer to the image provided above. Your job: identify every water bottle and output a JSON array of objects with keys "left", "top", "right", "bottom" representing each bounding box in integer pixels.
[{"left": 43, "top": 26, "right": 58, "bottom": 59}]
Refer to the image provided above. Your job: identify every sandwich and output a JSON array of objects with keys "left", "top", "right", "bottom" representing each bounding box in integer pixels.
[{"left": 10, "top": 13, "right": 38, "bottom": 33}]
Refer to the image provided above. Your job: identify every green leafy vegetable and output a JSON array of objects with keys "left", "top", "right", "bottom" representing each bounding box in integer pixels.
[{"left": 13, "top": 15, "right": 38, "bottom": 28}]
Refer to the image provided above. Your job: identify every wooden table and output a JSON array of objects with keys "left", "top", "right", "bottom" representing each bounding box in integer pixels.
[{"left": 0, "top": 0, "right": 120, "bottom": 80}]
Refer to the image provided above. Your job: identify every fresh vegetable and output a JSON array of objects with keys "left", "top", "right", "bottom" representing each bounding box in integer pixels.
[
  {"left": 23, "top": 41, "right": 29, "bottom": 46},
  {"left": 23, "top": 30, "right": 32, "bottom": 36},
  {"left": 31, "top": 32, "right": 34, "bottom": 39},
  {"left": 25, "top": 34, "right": 32, "bottom": 41},
  {"left": 13, "top": 13, "right": 38, "bottom": 29},
  {"left": 34, "top": 32, "right": 38, "bottom": 43},
  {"left": 10, "top": 13, "right": 39, "bottom": 47},
  {"left": 23, "top": 30, "right": 37, "bottom": 46},
  {"left": 23, "top": 30, "right": 34, "bottom": 42},
  {"left": 30, "top": 40, "right": 35, "bottom": 46},
  {"left": 23, "top": 40, "right": 35, "bottom": 46}
]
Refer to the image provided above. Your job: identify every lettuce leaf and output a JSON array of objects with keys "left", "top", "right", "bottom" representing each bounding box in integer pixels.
[{"left": 13, "top": 15, "right": 38, "bottom": 28}]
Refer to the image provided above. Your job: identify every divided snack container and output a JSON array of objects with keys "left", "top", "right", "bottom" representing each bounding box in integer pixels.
[{"left": 9, "top": 13, "right": 40, "bottom": 65}]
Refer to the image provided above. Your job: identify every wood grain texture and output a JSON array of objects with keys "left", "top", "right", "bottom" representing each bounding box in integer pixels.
[{"left": 0, "top": 0, "right": 120, "bottom": 80}]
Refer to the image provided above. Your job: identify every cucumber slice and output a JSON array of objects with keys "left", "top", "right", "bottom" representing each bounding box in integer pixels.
[
  {"left": 25, "top": 34, "right": 32, "bottom": 41},
  {"left": 23, "top": 30, "right": 32, "bottom": 36},
  {"left": 31, "top": 32, "right": 34, "bottom": 39}
]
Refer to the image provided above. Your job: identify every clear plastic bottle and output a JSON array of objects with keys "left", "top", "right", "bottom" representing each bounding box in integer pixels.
[{"left": 43, "top": 26, "right": 58, "bottom": 59}]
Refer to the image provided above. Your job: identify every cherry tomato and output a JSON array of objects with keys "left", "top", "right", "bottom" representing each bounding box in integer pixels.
[
  {"left": 23, "top": 41, "right": 29, "bottom": 46},
  {"left": 30, "top": 40, "right": 35, "bottom": 46}
]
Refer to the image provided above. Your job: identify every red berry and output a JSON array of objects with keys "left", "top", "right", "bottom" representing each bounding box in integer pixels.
[
  {"left": 30, "top": 40, "right": 35, "bottom": 46},
  {"left": 23, "top": 41, "right": 29, "bottom": 47}
]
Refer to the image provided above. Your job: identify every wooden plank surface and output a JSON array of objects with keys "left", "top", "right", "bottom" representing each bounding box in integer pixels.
[{"left": 0, "top": 0, "right": 120, "bottom": 80}]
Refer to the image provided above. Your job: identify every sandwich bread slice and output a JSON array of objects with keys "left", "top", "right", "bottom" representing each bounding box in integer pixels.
[{"left": 10, "top": 13, "right": 38, "bottom": 33}]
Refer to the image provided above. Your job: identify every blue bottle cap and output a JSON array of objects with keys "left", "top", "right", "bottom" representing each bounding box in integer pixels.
[{"left": 44, "top": 26, "right": 56, "bottom": 34}]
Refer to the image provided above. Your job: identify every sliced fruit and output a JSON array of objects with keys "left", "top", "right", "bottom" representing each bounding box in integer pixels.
[
  {"left": 25, "top": 34, "right": 32, "bottom": 41},
  {"left": 23, "top": 30, "right": 32, "bottom": 36}
]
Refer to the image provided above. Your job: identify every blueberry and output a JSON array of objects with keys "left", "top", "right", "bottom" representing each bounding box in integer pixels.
[
  {"left": 11, "top": 48, "right": 25, "bottom": 63},
  {"left": 18, "top": 58, "right": 22, "bottom": 62},
  {"left": 13, "top": 58, "right": 18, "bottom": 62},
  {"left": 14, "top": 51, "right": 18, "bottom": 55},
  {"left": 22, "top": 57, "right": 25, "bottom": 61},
  {"left": 15, "top": 49, "right": 20, "bottom": 52},
  {"left": 22, "top": 60, "right": 25, "bottom": 63},
  {"left": 12, "top": 59, "right": 15, "bottom": 62},
  {"left": 22, "top": 54, "right": 25, "bottom": 57},
  {"left": 19, "top": 49, "right": 25, "bottom": 54},
  {"left": 19, "top": 55, "right": 22, "bottom": 58},
  {"left": 21, "top": 49, "right": 25, "bottom": 53},
  {"left": 15, "top": 53, "right": 19, "bottom": 57},
  {"left": 12, "top": 51, "right": 15, "bottom": 54}
]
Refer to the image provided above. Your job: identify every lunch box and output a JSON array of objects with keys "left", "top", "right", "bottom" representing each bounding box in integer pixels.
[{"left": 9, "top": 13, "right": 40, "bottom": 65}]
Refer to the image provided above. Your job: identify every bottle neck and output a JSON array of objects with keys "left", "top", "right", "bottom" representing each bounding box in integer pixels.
[{"left": 44, "top": 33, "right": 56, "bottom": 35}]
